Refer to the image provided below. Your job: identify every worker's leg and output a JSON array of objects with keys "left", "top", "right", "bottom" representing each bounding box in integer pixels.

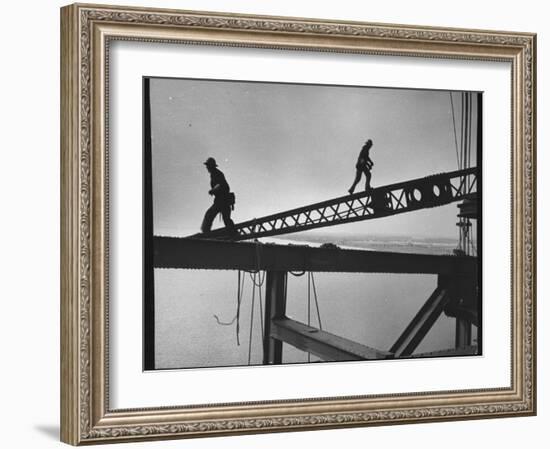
[
  {"left": 348, "top": 168, "right": 362, "bottom": 194},
  {"left": 364, "top": 169, "right": 372, "bottom": 191},
  {"left": 221, "top": 204, "right": 235, "bottom": 230},
  {"left": 201, "top": 203, "right": 219, "bottom": 233}
]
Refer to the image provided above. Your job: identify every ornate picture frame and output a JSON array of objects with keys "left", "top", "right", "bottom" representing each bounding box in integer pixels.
[{"left": 60, "top": 3, "right": 536, "bottom": 445}]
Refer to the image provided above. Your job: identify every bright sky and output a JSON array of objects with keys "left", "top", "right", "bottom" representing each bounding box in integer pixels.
[{"left": 149, "top": 77, "right": 479, "bottom": 239}]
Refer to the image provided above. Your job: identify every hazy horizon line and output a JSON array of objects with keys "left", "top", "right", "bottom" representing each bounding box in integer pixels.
[{"left": 154, "top": 227, "right": 468, "bottom": 242}]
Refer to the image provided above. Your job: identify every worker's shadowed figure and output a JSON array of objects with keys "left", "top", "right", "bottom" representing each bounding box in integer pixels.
[
  {"left": 201, "top": 157, "right": 236, "bottom": 233},
  {"left": 348, "top": 139, "right": 374, "bottom": 194}
]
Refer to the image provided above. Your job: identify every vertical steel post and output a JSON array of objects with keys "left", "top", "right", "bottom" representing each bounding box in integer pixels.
[
  {"left": 455, "top": 318, "right": 472, "bottom": 348},
  {"left": 143, "top": 78, "right": 155, "bottom": 370},
  {"left": 476, "top": 92, "right": 483, "bottom": 354},
  {"left": 452, "top": 273, "right": 474, "bottom": 349},
  {"left": 263, "top": 271, "right": 288, "bottom": 364}
]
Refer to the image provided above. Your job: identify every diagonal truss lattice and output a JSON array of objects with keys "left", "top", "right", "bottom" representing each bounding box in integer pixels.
[{"left": 198, "top": 167, "right": 477, "bottom": 241}]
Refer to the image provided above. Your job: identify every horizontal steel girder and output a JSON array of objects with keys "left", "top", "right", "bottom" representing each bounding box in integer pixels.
[
  {"left": 154, "top": 237, "right": 477, "bottom": 274},
  {"left": 410, "top": 345, "right": 479, "bottom": 358},
  {"left": 271, "top": 318, "right": 392, "bottom": 361},
  {"left": 197, "top": 167, "right": 478, "bottom": 241}
]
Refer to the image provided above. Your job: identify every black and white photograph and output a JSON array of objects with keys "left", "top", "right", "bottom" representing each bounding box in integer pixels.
[{"left": 143, "top": 77, "right": 481, "bottom": 371}]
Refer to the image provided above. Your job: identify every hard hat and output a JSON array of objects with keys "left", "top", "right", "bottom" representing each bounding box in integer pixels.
[{"left": 203, "top": 157, "right": 218, "bottom": 167}]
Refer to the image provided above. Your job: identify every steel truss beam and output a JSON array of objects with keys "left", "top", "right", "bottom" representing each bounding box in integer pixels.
[{"left": 198, "top": 167, "right": 477, "bottom": 241}]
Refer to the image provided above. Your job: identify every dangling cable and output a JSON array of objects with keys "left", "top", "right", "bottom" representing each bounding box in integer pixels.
[
  {"left": 236, "top": 270, "right": 243, "bottom": 345},
  {"left": 212, "top": 312, "right": 237, "bottom": 326},
  {"left": 310, "top": 272, "right": 323, "bottom": 330},
  {"left": 307, "top": 271, "right": 311, "bottom": 363},
  {"left": 249, "top": 271, "right": 266, "bottom": 286},
  {"left": 212, "top": 270, "right": 245, "bottom": 346},
  {"left": 258, "top": 276, "right": 264, "bottom": 337},
  {"left": 247, "top": 272, "right": 256, "bottom": 365}
]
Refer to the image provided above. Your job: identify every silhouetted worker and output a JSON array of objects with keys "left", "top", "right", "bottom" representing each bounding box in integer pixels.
[
  {"left": 348, "top": 139, "right": 374, "bottom": 194},
  {"left": 201, "top": 157, "right": 236, "bottom": 233}
]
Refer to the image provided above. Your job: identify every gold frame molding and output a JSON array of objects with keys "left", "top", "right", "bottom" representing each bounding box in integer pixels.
[{"left": 60, "top": 3, "right": 536, "bottom": 445}]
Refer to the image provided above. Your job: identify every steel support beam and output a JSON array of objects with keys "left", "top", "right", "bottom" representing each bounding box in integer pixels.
[
  {"left": 455, "top": 319, "right": 472, "bottom": 348},
  {"left": 263, "top": 272, "right": 288, "bottom": 365},
  {"left": 476, "top": 92, "right": 483, "bottom": 355},
  {"left": 271, "top": 318, "right": 392, "bottom": 362},
  {"left": 458, "top": 197, "right": 478, "bottom": 219},
  {"left": 410, "top": 345, "right": 478, "bottom": 358},
  {"left": 445, "top": 303, "right": 479, "bottom": 327},
  {"left": 143, "top": 78, "right": 155, "bottom": 371},
  {"left": 154, "top": 236, "right": 477, "bottom": 275},
  {"left": 389, "top": 286, "right": 451, "bottom": 358}
]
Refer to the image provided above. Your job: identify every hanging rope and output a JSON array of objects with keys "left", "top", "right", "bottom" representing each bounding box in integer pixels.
[
  {"left": 236, "top": 271, "right": 243, "bottom": 345},
  {"left": 304, "top": 272, "right": 324, "bottom": 363},
  {"left": 246, "top": 272, "right": 266, "bottom": 364},
  {"left": 310, "top": 272, "right": 323, "bottom": 330},
  {"left": 249, "top": 271, "right": 266, "bottom": 286},
  {"left": 241, "top": 238, "right": 263, "bottom": 275},
  {"left": 213, "top": 240, "right": 269, "bottom": 363},
  {"left": 213, "top": 270, "right": 246, "bottom": 346},
  {"left": 258, "top": 275, "right": 264, "bottom": 338},
  {"left": 247, "top": 273, "right": 256, "bottom": 365},
  {"left": 307, "top": 271, "right": 311, "bottom": 362},
  {"left": 245, "top": 240, "right": 268, "bottom": 364}
]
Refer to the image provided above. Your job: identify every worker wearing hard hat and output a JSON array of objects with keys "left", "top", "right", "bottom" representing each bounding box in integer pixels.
[
  {"left": 201, "top": 157, "right": 236, "bottom": 233},
  {"left": 348, "top": 139, "right": 374, "bottom": 195}
]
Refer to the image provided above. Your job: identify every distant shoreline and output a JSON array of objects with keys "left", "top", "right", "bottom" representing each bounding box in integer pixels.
[{"left": 263, "top": 233, "right": 474, "bottom": 256}]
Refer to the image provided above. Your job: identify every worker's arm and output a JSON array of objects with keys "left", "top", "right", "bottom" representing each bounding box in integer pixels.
[{"left": 209, "top": 184, "right": 221, "bottom": 195}]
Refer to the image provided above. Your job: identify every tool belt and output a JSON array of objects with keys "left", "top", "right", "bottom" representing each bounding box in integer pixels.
[
  {"left": 214, "top": 191, "right": 236, "bottom": 210},
  {"left": 228, "top": 192, "right": 236, "bottom": 210}
]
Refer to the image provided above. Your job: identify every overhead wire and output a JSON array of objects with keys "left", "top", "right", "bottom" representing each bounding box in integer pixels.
[
  {"left": 466, "top": 93, "right": 473, "bottom": 255},
  {"left": 460, "top": 93, "right": 464, "bottom": 170},
  {"left": 449, "top": 92, "right": 461, "bottom": 169},
  {"left": 470, "top": 93, "right": 473, "bottom": 169}
]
